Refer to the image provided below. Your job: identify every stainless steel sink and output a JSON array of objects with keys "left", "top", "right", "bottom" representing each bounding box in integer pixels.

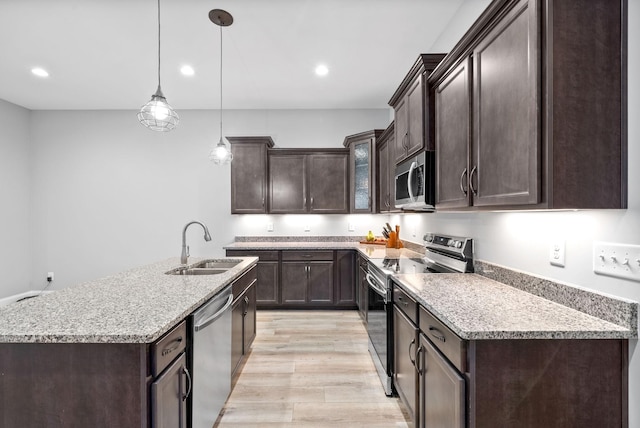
[
  {"left": 191, "top": 259, "right": 242, "bottom": 269},
  {"left": 165, "top": 259, "right": 242, "bottom": 276},
  {"left": 168, "top": 268, "right": 228, "bottom": 276}
]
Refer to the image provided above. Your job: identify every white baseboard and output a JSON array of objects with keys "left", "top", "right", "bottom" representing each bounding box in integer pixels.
[{"left": 0, "top": 290, "right": 53, "bottom": 307}]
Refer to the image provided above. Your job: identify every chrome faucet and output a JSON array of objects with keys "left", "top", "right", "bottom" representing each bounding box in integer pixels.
[{"left": 181, "top": 221, "right": 212, "bottom": 265}]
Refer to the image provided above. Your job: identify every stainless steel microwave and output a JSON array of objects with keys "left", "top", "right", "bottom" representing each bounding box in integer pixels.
[{"left": 394, "top": 151, "right": 435, "bottom": 211}]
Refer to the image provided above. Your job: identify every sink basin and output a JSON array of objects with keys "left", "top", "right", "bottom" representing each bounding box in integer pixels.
[
  {"left": 191, "top": 259, "right": 242, "bottom": 269},
  {"left": 165, "top": 259, "right": 243, "bottom": 276},
  {"left": 167, "top": 267, "right": 228, "bottom": 276}
]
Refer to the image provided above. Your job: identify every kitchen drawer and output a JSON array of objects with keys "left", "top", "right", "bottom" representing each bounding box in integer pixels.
[
  {"left": 393, "top": 285, "right": 418, "bottom": 325},
  {"left": 282, "top": 250, "right": 334, "bottom": 261},
  {"left": 419, "top": 306, "right": 466, "bottom": 373},
  {"left": 232, "top": 265, "right": 258, "bottom": 299},
  {"left": 151, "top": 320, "right": 187, "bottom": 377},
  {"left": 226, "top": 249, "right": 279, "bottom": 261}
]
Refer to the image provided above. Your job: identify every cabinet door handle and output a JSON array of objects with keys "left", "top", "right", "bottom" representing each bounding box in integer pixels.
[
  {"left": 161, "top": 336, "right": 183, "bottom": 357},
  {"left": 182, "top": 366, "right": 192, "bottom": 401},
  {"left": 459, "top": 168, "right": 468, "bottom": 196},
  {"left": 415, "top": 345, "right": 425, "bottom": 375},
  {"left": 409, "top": 338, "right": 416, "bottom": 367},
  {"left": 262, "top": 197, "right": 265, "bottom": 208},
  {"left": 243, "top": 295, "right": 249, "bottom": 315},
  {"left": 429, "top": 326, "right": 446, "bottom": 343},
  {"left": 397, "top": 296, "right": 409, "bottom": 307},
  {"left": 310, "top": 196, "right": 314, "bottom": 210},
  {"left": 469, "top": 166, "right": 478, "bottom": 196}
]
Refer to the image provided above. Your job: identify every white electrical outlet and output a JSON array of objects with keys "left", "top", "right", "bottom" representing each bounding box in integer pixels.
[
  {"left": 267, "top": 223, "right": 274, "bottom": 232},
  {"left": 348, "top": 223, "right": 355, "bottom": 232},
  {"left": 304, "top": 224, "right": 311, "bottom": 232},
  {"left": 47, "top": 272, "right": 54, "bottom": 282},
  {"left": 593, "top": 242, "right": 640, "bottom": 282},
  {"left": 549, "top": 241, "right": 565, "bottom": 267}
]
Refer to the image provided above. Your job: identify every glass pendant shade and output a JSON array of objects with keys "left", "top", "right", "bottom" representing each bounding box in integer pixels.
[
  {"left": 138, "top": 86, "right": 179, "bottom": 132},
  {"left": 138, "top": 0, "right": 178, "bottom": 132},
  {"left": 209, "top": 137, "right": 233, "bottom": 164}
]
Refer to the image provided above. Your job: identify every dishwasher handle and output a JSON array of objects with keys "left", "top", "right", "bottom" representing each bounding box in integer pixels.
[{"left": 194, "top": 294, "right": 233, "bottom": 331}]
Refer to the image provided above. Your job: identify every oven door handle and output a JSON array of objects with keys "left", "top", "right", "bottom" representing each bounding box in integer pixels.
[{"left": 366, "top": 273, "right": 388, "bottom": 303}]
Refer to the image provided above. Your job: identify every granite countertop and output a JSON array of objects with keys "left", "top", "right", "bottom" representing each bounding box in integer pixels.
[
  {"left": 225, "top": 240, "right": 423, "bottom": 260},
  {"left": 393, "top": 273, "right": 633, "bottom": 340},
  {"left": 0, "top": 257, "right": 258, "bottom": 344}
]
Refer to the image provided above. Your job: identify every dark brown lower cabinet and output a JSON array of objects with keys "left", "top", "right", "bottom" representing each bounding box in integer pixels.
[
  {"left": 392, "top": 282, "right": 629, "bottom": 428},
  {"left": 231, "top": 266, "right": 257, "bottom": 382},
  {"left": 151, "top": 353, "right": 189, "bottom": 428},
  {"left": 418, "top": 334, "right": 465, "bottom": 428},
  {"left": 227, "top": 249, "right": 356, "bottom": 309},
  {"left": 225, "top": 250, "right": 279, "bottom": 307},
  {"left": 281, "top": 260, "right": 334, "bottom": 305},
  {"left": 393, "top": 305, "right": 419, "bottom": 422},
  {"left": 335, "top": 250, "right": 356, "bottom": 306}
]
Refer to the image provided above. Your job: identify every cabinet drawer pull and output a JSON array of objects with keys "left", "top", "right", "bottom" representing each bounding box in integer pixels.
[
  {"left": 459, "top": 168, "right": 468, "bottom": 195},
  {"left": 429, "top": 326, "right": 446, "bottom": 343},
  {"left": 469, "top": 165, "right": 478, "bottom": 196},
  {"left": 409, "top": 338, "right": 416, "bottom": 367},
  {"left": 161, "top": 337, "right": 183, "bottom": 356},
  {"left": 397, "top": 296, "right": 409, "bottom": 307}
]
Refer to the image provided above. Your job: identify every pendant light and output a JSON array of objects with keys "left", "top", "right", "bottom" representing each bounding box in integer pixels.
[
  {"left": 138, "top": 0, "right": 179, "bottom": 132},
  {"left": 208, "top": 9, "right": 234, "bottom": 164}
]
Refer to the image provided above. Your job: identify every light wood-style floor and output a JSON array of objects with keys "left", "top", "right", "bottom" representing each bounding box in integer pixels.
[{"left": 215, "top": 310, "right": 412, "bottom": 427}]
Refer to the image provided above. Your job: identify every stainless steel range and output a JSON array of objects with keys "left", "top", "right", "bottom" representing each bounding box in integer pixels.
[{"left": 365, "top": 233, "right": 473, "bottom": 396}]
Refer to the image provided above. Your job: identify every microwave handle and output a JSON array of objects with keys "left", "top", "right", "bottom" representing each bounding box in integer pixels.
[{"left": 407, "top": 161, "right": 417, "bottom": 202}]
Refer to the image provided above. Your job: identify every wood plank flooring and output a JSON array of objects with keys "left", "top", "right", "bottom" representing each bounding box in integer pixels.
[{"left": 215, "top": 310, "right": 411, "bottom": 427}]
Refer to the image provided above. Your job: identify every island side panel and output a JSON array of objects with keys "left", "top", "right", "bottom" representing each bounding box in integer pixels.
[
  {"left": 467, "top": 339, "right": 628, "bottom": 428},
  {"left": 0, "top": 342, "right": 148, "bottom": 428}
]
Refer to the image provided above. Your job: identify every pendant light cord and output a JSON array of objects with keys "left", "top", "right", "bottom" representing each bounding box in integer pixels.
[
  {"left": 219, "top": 23, "right": 223, "bottom": 140},
  {"left": 157, "top": 0, "right": 161, "bottom": 88}
]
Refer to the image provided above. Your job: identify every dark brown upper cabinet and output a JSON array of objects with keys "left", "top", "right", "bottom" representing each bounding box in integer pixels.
[
  {"left": 376, "top": 122, "right": 399, "bottom": 213},
  {"left": 389, "top": 54, "right": 446, "bottom": 165},
  {"left": 268, "top": 149, "right": 349, "bottom": 214},
  {"left": 229, "top": 136, "right": 274, "bottom": 214},
  {"left": 430, "top": 0, "right": 627, "bottom": 210},
  {"left": 344, "top": 130, "right": 384, "bottom": 213}
]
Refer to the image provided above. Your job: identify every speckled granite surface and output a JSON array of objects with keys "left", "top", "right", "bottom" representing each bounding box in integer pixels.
[
  {"left": 393, "top": 273, "right": 634, "bottom": 340},
  {"left": 474, "top": 260, "right": 638, "bottom": 337},
  {"left": 0, "top": 257, "right": 257, "bottom": 344}
]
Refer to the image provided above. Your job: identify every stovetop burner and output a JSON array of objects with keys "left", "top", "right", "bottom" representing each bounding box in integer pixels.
[{"left": 368, "top": 233, "right": 474, "bottom": 282}]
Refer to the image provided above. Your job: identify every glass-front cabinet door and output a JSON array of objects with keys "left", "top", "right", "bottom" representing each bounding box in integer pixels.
[{"left": 344, "top": 130, "right": 383, "bottom": 214}]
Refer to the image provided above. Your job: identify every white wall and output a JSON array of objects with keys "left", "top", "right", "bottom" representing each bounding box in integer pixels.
[
  {"left": 0, "top": 99, "right": 32, "bottom": 296},
  {"left": 26, "top": 109, "right": 390, "bottom": 291}
]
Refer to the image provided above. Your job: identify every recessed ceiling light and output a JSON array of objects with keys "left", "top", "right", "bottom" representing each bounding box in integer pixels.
[
  {"left": 31, "top": 67, "right": 49, "bottom": 77},
  {"left": 315, "top": 64, "right": 329, "bottom": 77},
  {"left": 180, "top": 65, "right": 195, "bottom": 76}
]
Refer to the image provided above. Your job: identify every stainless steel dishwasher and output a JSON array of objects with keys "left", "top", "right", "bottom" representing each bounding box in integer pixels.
[{"left": 191, "top": 285, "right": 233, "bottom": 428}]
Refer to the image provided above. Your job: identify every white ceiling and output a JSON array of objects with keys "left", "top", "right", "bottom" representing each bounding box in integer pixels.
[{"left": 0, "top": 0, "right": 482, "bottom": 111}]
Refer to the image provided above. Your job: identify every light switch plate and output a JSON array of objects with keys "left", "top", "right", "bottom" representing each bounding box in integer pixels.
[
  {"left": 348, "top": 223, "right": 355, "bottom": 232},
  {"left": 549, "top": 241, "right": 565, "bottom": 267},
  {"left": 593, "top": 242, "right": 640, "bottom": 282},
  {"left": 267, "top": 223, "right": 274, "bottom": 232},
  {"left": 304, "top": 224, "right": 311, "bottom": 232}
]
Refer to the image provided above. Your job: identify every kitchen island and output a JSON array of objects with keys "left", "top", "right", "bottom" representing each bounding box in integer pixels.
[{"left": 0, "top": 256, "right": 258, "bottom": 428}]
